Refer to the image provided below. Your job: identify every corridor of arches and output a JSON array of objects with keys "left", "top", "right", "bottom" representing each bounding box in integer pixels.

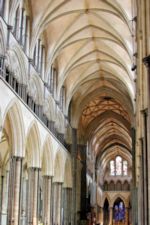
[{"left": 0, "top": 0, "right": 150, "bottom": 225}]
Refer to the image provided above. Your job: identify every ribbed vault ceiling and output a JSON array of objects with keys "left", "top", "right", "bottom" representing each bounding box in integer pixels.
[{"left": 29, "top": 0, "right": 135, "bottom": 161}]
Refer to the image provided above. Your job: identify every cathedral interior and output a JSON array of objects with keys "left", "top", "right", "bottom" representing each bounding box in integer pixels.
[{"left": 0, "top": 0, "right": 149, "bottom": 225}]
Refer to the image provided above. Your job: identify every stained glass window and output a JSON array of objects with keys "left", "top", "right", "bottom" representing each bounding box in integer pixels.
[
  {"left": 123, "top": 161, "right": 128, "bottom": 176},
  {"left": 110, "top": 156, "right": 128, "bottom": 176},
  {"left": 116, "top": 156, "right": 122, "bottom": 176},
  {"left": 114, "top": 201, "right": 125, "bottom": 222},
  {"left": 110, "top": 160, "right": 115, "bottom": 176}
]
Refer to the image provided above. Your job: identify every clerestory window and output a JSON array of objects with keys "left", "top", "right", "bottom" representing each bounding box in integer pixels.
[{"left": 110, "top": 156, "right": 128, "bottom": 176}]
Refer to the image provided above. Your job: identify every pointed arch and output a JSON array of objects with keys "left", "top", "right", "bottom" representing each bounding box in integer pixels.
[
  {"left": 102, "top": 195, "right": 111, "bottom": 207},
  {"left": 63, "top": 158, "right": 72, "bottom": 188},
  {"left": 2, "top": 99, "right": 25, "bottom": 157},
  {"left": 112, "top": 194, "right": 128, "bottom": 208},
  {"left": 25, "top": 120, "right": 41, "bottom": 168},
  {"left": 42, "top": 135, "right": 54, "bottom": 176},
  {"left": 55, "top": 110, "right": 65, "bottom": 133},
  {"left": 53, "top": 149, "right": 65, "bottom": 183},
  {"left": 5, "top": 46, "right": 28, "bottom": 84},
  {"left": 44, "top": 95, "right": 56, "bottom": 121},
  {"left": 29, "top": 74, "right": 44, "bottom": 105}
]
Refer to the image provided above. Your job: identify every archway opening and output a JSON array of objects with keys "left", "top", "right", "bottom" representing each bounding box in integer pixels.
[
  {"left": 103, "top": 198, "right": 109, "bottom": 225},
  {"left": 113, "top": 198, "right": 125, "bottom": 225}
]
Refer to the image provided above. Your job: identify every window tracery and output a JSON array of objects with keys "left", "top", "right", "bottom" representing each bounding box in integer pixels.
[{"left": 110, "top": 156, "right": 128, "bottom": 176}]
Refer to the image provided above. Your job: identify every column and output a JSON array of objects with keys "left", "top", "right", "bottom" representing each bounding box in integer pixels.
[
  {"left": 63, "top": 188, "right": 72, "bottom": 225},
  {"left": 143, "top": 55, "right": 150, "bottom": 225},
  {"left": 43, "top": 176, "right": 52, "bottom": 225},
  {"left": 125, "top": 207, "right": 129, "bottom": 225},
  {"left": 80, "top": 145, "right": 87, "bottom": 221},
  {"left": 52, "top": 182, "right": 62, "bottom": 225},
  {"left": 0, "top": 170, "right": 9, "bottom": 225},
  {"left": 27, "top": 167, "right": 39, "bottom": 225},
  {"left": 109, "top": 207, "right": 113, "bottom": 225},
  {"left": 4, "top": 0, "right": 9, "bottom": 23},
  {"left": 41, "top": 46, "right": 45, "bottom": 78},
  {"left": 24, "top": 16, "right": 28, "bottom": 51},
  {"left": 19, "top": 8, "right": 25, "bottom": 44},
  {"left": 131, "top": 127, "right": 138, "bottom": 225},
  {"left": 22, "top": 11, "right": 27, "bottom": 48},
  {"left": 100, "top": 207, "right": 103, "bottom": 225},
  {"left": 50, "top": 67, "right": 54, "bottom": 95},
  {"left": 20, "top": 176, "right": 28, "bottom": 225},
  {"left": 140, "top": 126, "right": 147, "bottom": 225},
  {"left": 0, "top": 174, "right": 4, "bottom": 225},
  {"left": 7, "top": 25, "right": 13, "bottom": 48},
  {"left": 0, "top": 55, "right": 5, "bottom": 76},
  {"left": 53, "top": 68, "right": 57, "bottom": 99},
  {"left": 71, "top": 128, "right": 77, "bottom": 225},
  {"left": 7, "top": 156, "right": 22, "bottom": 225}
]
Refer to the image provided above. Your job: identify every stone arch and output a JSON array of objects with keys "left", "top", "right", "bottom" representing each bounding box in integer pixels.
[
  {"left": 5, "top": 47, "right": 28, "bottom": 84},
  {"left": 116, "top": 180, "right": 122, "bottom": 191},
  {"left": 104, "top": 180, "right": 108, "bottom": 191},
  {"left": 0, "top": 120, "right": 11, "bottom": 171},
  {"left": 28, "top": 74, "right": 44, "bottom": 105},
  {"left": 123, "top": 180, "right": 130, "bottom": 191},
  {"left": 2, "top": 99, "right": 25, "bottom": 157},
  {"left": 41, "top": 135, "right": 54, "bottom": 176},
  {"left": 102, "top": 195, "right": 111, "bottom": 207},
  {"left": 63, "top": 158, "right": 72, "bottom": 188},
  {"left": 112, "top": 194, "right": 128, "bottom": 208},
  {"left": 25, "top": 120, "right": 41, "bottom": 168},
  {"left": 109, "top": 180, "right": 115, "bottom": 191},
  {"left": 44, "top": 95, "right": 56, "bottom": 121},
  {"left": 53, "top": 150, "right": 65, "bottom": 183},
  {"left": 55, "top": 110, "right": 65, "bottom": 134},
  {"left": 70, "top": 85, "right": 134, "bottom": 128}
]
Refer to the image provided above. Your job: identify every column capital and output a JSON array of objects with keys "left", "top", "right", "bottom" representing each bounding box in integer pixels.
[
  {"left": 28, "top": 58, "right": 33, "bottom": 64},
  {"left": 43, "top": 175, "right": 53, "bottom": 179},
  {"left": 53, "top": 181, "right": 63, "bottom": 185},
  {"left": 11, "top": 156, "right": 23, "bottom": 161},
  {"left": 63, "top": 187, "right": 72, "bottom": 190},
  {"left": 141, "top": 108, "right": 148, "bottom": 116},
  {"left": 143, "top": 55, "right": 150, "bottom": 68},
  {"left": 28, "top": 167, "right": 41, "bottom": 171},
  {"left": 7, "top": 25, "right": 13, "bottom": 31}
]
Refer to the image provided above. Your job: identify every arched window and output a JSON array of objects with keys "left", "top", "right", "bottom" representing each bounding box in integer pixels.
[
  {"left": 116, "top": 156, "right": 122, "bottom": 175},
  {"left": 123, "top": 160, "right": 128, "bottom": 176},
  {"left": 110, "top": 156, "right": 128, "bottom": 176},
  {"left": 110, "top": 160, "right": 115, "bottom": 176}
]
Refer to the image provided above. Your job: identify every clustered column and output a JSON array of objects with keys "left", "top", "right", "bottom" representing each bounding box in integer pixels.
[
  {"left": 52, "top": 182, "right": 62, "bottom": 225},
  {"left": 7, "top": 156, "right": 22, "bottom": 225},
  {"left": 143, "top": 55, "right": 150, "bottom": 225},
  {"left": 125, "top": 207, "right": 129, "bottom": 225},
  {"left": 109, "top": 207, "right": 113, "bottom": 225},
  {"left": 63, "top": 187, "right": 72, "bottom": 225},
  {"left": 43, "top": 176, "right": 52, "bottom": 225},
  {"left": 71, "top": 128, "right": 77, "bottom": 225},
  {"left": 27, "top": 167, "right": 39, "bottom": 225},
  {"left": 99, "top": 207, "right": 103, "bottom": 225}
]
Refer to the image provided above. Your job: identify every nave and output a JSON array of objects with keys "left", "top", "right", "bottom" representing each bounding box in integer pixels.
[{"left": 0, "top": 0, "right": 150, "bottom": 225}]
